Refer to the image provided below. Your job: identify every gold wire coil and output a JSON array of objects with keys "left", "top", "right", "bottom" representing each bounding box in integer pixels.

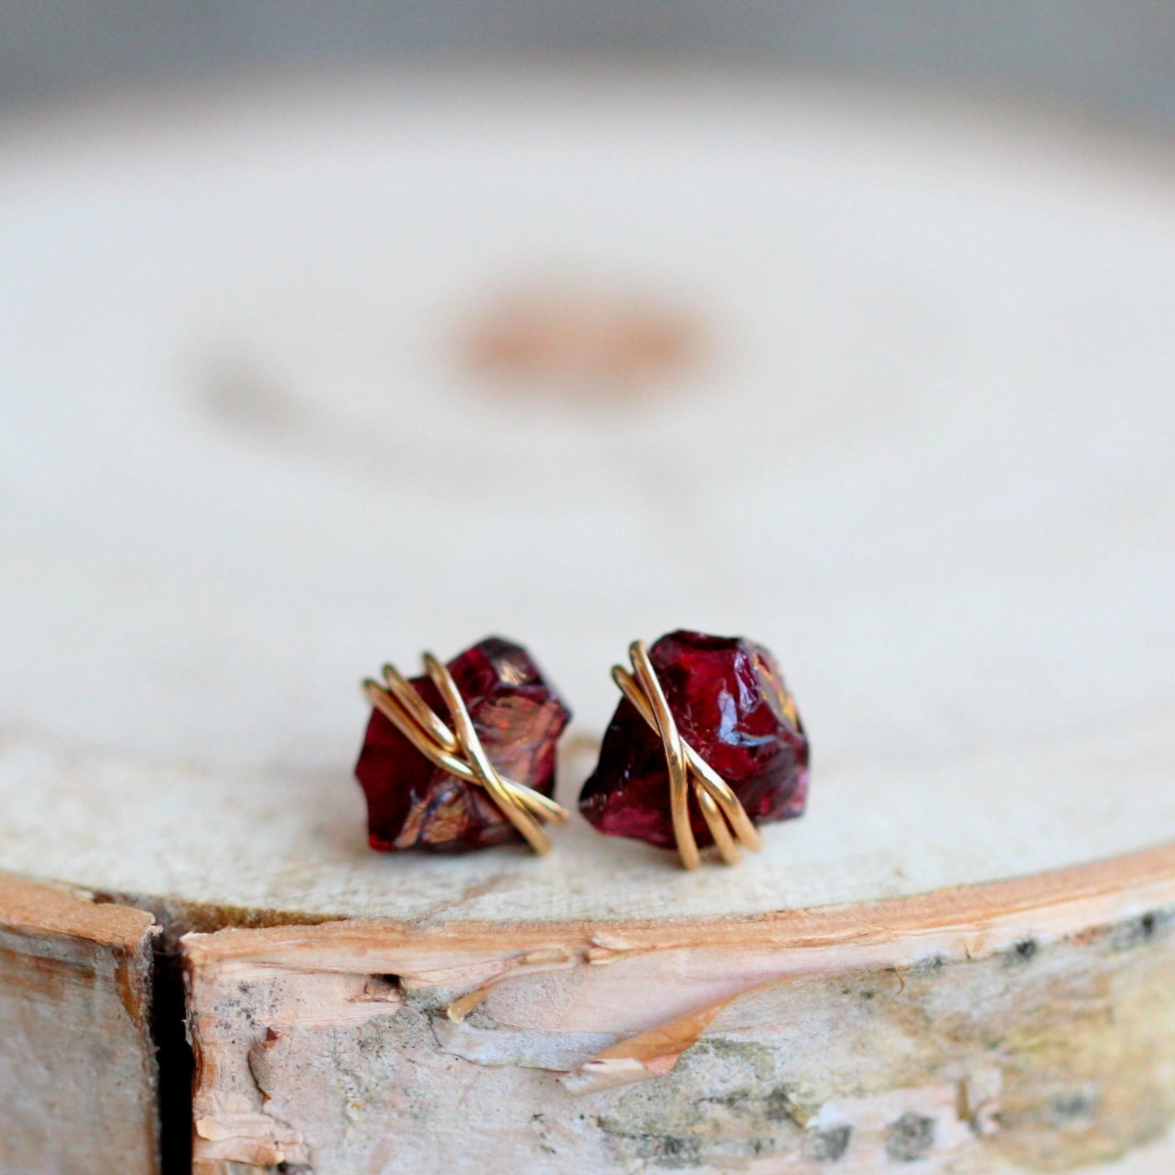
[
  {"left": 362, "top": 653, "right": 568, "bottom": 855},
  {"left": 612, "top": 641, "right": 762, "bottom": 870}
]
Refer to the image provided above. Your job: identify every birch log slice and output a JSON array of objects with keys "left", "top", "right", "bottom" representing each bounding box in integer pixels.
[{"left": 2, "top": 71, "right": 1175, "bottom": 1175}]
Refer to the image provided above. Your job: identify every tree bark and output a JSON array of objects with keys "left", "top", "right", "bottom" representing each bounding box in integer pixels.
[
  {"left": 0, "top": 872, "right": 159, "bottom": 1175},
  {"left": 184, "top": 843, "right": 1175, "bottom": 1174}
]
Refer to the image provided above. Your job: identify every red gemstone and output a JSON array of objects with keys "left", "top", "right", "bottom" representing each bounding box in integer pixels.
[
  {"left": 356, "top": 638, "right": 571, "bottom": 852},
  {"left": 578, "top": 631, "right": 809, "bottom": 849}
]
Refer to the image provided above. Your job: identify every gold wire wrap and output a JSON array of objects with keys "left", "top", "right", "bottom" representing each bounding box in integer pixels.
[
  {"left": 612, "top": 640, "right": 762, "bottom": 869},
  {"left": 362, "top": 654, "right": 568, "bottom": 855}
]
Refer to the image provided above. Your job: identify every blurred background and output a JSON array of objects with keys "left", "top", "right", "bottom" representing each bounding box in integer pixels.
[
  {"left": 5, "top": 0, "right": 1175, "bottom": 769},
  {"left": 4, "top": 1, "right": 1175, "bottom": 128},
  {"left": 3, "top": 1, "right": 1175, "bottom": 820}
]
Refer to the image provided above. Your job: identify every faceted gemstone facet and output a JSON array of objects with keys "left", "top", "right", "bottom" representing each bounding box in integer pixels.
[
  {"left": 356, "top": 637, "right": 571, "bottom": 852},
  {"left": 578, "top": 631, "right": 809, "bottom": 849}
]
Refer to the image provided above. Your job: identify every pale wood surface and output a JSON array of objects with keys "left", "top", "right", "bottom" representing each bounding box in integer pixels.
[
  {"left": 2, "top": 73, "right": 1175, "bottom": 924},
  {"left": 2, "top": 71, "right": 1175, "bottom": 1172},
  {"left": 0, "top": 872, "right": 159, "bottom": 1175}
]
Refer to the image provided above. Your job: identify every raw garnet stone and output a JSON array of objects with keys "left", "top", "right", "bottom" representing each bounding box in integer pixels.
[
  {"left": 355, "top": 637, "right": 571, "bottom": 852},
  {"left": 578, "top": 631, "right": 809, "bottom": 850}
]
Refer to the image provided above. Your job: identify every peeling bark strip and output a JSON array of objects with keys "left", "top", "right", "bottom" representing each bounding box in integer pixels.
[
  {"left": 560, "top": 998, "right": 736, "bottom": 1094},
  {"left": 0, "top": 872, "right": 160, "bottom": 1175},
  {"left": 184, "top": 843, "right": 1175, "bottom": 1173}
]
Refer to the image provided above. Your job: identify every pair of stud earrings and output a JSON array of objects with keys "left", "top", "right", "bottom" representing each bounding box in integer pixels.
[{"left": 356, "top": 631, "right": 809, "bottom": 869}]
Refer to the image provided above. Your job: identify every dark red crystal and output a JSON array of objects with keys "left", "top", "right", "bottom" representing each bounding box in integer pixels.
[
  {"left": 356, "top": 637, "right": 571, "bottom": 852},
  {"left": 578, "top": 631, "right": 808, "bottom": 850}
]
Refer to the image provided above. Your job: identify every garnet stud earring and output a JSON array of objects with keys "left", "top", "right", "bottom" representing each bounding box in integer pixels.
[
  {"left": 356, "top": 637, "right": 571, "bottom": 854},
  {"left": 578, "top": 631, "right": 809, "bottom": 868}
]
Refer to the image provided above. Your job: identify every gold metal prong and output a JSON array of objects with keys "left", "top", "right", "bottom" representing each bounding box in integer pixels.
[
  {"left": 381, "top": 662, "right": 460, "bottom": 755},
  {"left": 628, "top": 641, "right": 698, "bottom": 870},
  {"left": 697, "top": 786, "right": 740, "bottom": 865},
  {"left": 613, "top": 640, "right": 761, "bottom": 869}
]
